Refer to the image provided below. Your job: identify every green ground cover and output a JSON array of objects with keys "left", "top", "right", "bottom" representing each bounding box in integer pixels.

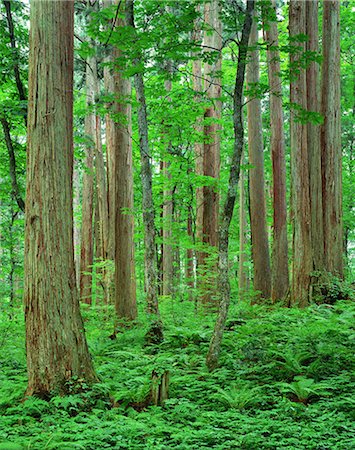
[{"left": 0, "top": 298, "right": 354, "bottom": 449}]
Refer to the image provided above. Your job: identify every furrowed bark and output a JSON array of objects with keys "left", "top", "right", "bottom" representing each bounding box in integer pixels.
[
  {"left": 24, "top": 0, "right": 96, "bottom": 397},
  {"left": 263, "top": 0, "right": 289, "bottom": 301},
  {"left": 206, "top": 0, "right": 254, "bottom": 371}
]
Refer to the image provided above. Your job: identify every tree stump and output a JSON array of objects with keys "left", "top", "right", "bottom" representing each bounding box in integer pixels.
[{"left": 150, "top": 370, "right": 169, "bottom": 406}]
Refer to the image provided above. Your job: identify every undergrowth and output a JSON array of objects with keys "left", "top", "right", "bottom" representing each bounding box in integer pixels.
[{"left": 0, "top": 296, "right": 354, "bottom": 449}]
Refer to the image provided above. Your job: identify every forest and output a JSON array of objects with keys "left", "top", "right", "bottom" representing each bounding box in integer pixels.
[{"left": 0, "top": 0, "right": 354, "bottom": 448}]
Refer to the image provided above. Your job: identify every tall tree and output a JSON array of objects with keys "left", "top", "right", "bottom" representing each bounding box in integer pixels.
[
  {"left": 126, "top": 0, "right": 159, "bottom": 320},
  {"left": 79, "top": 53, "right": 95, "bottom": 305},
  {"left": 238, "top": 164, "right": 249, "bottom": 299},
  {"left": 24, "top": 0, "right": 96, "bottom": 396},
  {"left": 289, "top": 0, "right": 312, "bottom": 307},
  {"left": 321, "top": 0, "right": 343, "bottom": 277},
  {"left": 306, "top": 0, "right": 324, "bottom": 274},
  {"left": 247, "top": 16, "right": 271, "bottom": 300},
  {"left": 263, "top": 0, "right": 289, "bottom": 301},
  {"left": 162, "top": 74, "right": 174, "bottom": 296},
  {"left": 206, "top": 0, "right": 254, "bottom": 371}
]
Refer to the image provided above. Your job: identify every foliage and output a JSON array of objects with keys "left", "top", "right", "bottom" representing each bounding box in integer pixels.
[{"left": 1, "top": 299, "right": 355, "bottom": 449}]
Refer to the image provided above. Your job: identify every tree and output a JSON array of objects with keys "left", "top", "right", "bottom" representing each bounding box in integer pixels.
[
  {"left": 289, "top": 0, "right": 312, "bottom": 307},
  {"left": 247, "top": 15, "right": 271, "bottom": 300},
  {"left": 79, "top": 52, "right": 95, "bottom": 305},
  {"left": 126, "top": 0, "right": 160, "bottom": 320},
  {"left": 206, "top": 0, "right": 254, "bottom": 371},
  {"left": 306, "top": 0, "right": 324, "bottom": 274},
  {"left": 198, "top": 0, "right": 222, "bottom": 305},
  {"left": 263, "top": 0, "right": 289, "bottom": 301},
  {"left": 24, "top": 0, "right": 96, "bottom": 396},
  {"left": 321, "top": 0, "right": 343, "bottom": 278}
]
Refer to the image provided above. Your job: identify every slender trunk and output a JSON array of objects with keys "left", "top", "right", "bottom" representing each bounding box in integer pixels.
[
  {"left": 94, "top": 114, "right": 109, "bottom": 266},
  {"left": 247, "top": 17, "right": 271, "bottom": 300},
  {"left": 206, "top": 0, "right": 254, "bottom": 371},
  {"left": 79, "top": 55, "right": 95, "bottom": 305},
  {"left": 126, "top": 0, "right": 159, "bottom": 317},
  {"left": 3, "top": 0, "right": 27, "bottom": 122},
  {"left": 238, "top": 165, "right": 248, "bottom": 299},
  {"left": 289, "top": 0, "right": 312, "bottom": 307},
  {"left": 24, "top": 0, "right": 96, "bottom": 397},
  {"left": 162, "top": 78, "right": 174, "bottom": 296},
  {"left": 0, "top": 117, "right": 25, "bottom": 212},
  {"left": 193, "top": 4, "right": 205, "bottom": 273},
  {"left": 73, "top": 162, "right": 81, "bottom": 286},
  {"left": 321, "top": 0, "right": 343, "bottom": 277},
  {"left": 263, "top": 0, "right": 289, "bottom": 301}
]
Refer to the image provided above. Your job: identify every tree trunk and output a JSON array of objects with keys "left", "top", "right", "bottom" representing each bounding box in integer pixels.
[
  {"left": 263, "top": 0, "right": 289, "bottom": 302},
  {"left": 289, "top": 0, "right": 312, "bottom": 307},
  {"left": 305, "top": 0, "right": 325, "bottom": 275},
  {"left": 73, "top": 162, "right": 81, "bottom": 286},
  {"left": 79, "top": 55, "right": 95, "bottom": 305},
  {"left": 0, "top": 117, "right": 25, "bottom": 212},
  {"left": 24, "top": 0, "right": 96, "bottom": 397},
  {"left": 206, "top": 0, "right": 254, "bottom": 371},
  {"left": 321, "top": 0, "right": 343, "bottom": 278},
  {"left": 126, "top": 0, "right": 159, "bottom": 317},
  {"left": 113, "top": 51, "right": 137, "bottom": 321},
  {"left": 193, "top": 4, "right": 205, "bottom": 286},
  {"left": 238, "top": 165, "right": 249, "bottom": 299},
  {"left": 199, "top": 0, "right": 222, "bottom": 305},
  {"left": 162, "top": 77, "right": 174, "bottom": 296},
  {"left": 247, "top": 17, "right": 271, "bottom": 300}
]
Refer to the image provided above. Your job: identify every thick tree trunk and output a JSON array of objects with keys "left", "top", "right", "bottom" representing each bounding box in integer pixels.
[
  {"left": 289, "top": 0, "right": 313, "bottom": 307},
  {"left": 79, "top": 55, "right": 95, "bottom": 305},
  {"left": 113, "top": 53, "right": 137, "bottom": 320},
  {"left": 24, "top": 0, "right": 96, "bottom": 397},
  {"left": 247, "top": 18, "right": 271, "bottom": 300},
  {"left": 306, "top": 0, "right": 324, "bottom": 274},
  {"left": 321, "top": 0, "right": 343, "bottom": 278},
  {"left": 126, "top": 0, "right": 159, "bottom": 317},
  {"left": 263, "top": 0, "right": 289, "bottom": 301},
  {"left": 206, "top": 0, "right": 254, "bottom": 371},
  {"left": 199, "top": 0, "right": 222, "bottom": 305}
]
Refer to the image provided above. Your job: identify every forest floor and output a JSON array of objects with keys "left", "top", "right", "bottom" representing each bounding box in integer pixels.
[{"left": 0, "top": 296, "right": 354, "bottom": 449}]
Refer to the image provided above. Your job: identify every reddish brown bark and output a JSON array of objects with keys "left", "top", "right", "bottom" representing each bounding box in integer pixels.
[
  {"left": 321, "top": 0, "right": 343, "bottom": 278},
  {"left": 24, "top": 0, "right": 96, "bottom": 397},
  {"left": 247, "top": 17, "right": 271, "bottom": 300},
  {"left": 289, "top": 0, "right": 312, "bottom": 307},
  {"left": 263, "top": 0, "right": 289, "bottom": 301}
]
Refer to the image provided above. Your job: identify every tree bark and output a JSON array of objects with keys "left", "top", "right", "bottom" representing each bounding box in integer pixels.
[
  {"left": 206, "top": 0, "right": 254, "bottom": 371},
  {"left": 263, "top": 0, "right": 289, "bottom": 301},
  {"left": 79, "top": 54, "right": 95, "bottom": 305},
  {"left": 289, "top": 0, "right": 313, "bottom": 307},
  {"left": 247, "top": 17, "right": 271, "bottom": 300},
  {"left": 306, "top": 0, "right": 325, "bottom": 275},
  {"left": 198, "top": 0, "right": 222, "bottom": 305},
  {"left": 238, "top": 165, "right": 249, "bottom": 299},
  {"left": 24, "top": 0, "right": 96, "bottom": 397},
  {"left": 321, "top": 0, "right": 343, "bottom": 278},
  {"left": 126, "top": 0, "right": 159, "bottom": 317},
  {"left": 162, "top": 77, "right": 174, "bottom": 296}
]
